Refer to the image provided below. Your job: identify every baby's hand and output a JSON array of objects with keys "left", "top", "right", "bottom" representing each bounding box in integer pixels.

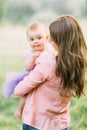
[
  {"left": 25, "top": 51, "right": 34, "bottom": 57},
  {"left": 14, "top": 109, "right": 22, "bottom": 120},
  {"left": 34, "top": 51, "right": 41, "bottom": 58}
]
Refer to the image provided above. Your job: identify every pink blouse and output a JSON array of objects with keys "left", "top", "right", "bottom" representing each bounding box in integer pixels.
[{"left": 14, "top": 51, "right": 72, "bottom": 130}]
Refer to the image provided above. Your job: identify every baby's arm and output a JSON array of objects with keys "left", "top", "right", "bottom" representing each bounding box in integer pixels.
[
  {"left": 25, "top": 51, "right": 41, "bottom": 71},
  {"left": 14, "top": 96, "right": 26, "bottom": 120},
  {"left": 25, "top": 56, "right": 35, "bottom": 71}
]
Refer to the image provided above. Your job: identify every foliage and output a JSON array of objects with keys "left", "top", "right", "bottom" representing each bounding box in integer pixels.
[
  {"left": 40, "top": 0, "right": 72, "bottom": 15},
  {"left": 4, "top": 0, "right": 37, "bottom": 24},
  {"left": 0, "top": 0, "right": 7, "bottom": 23},
  {"left": 82, "top": 0, "right": 87, "bottom": 17},
  {"left": 0, "top": 0, "right": 87, "bottom": 25},
  {"left": 29, "top": 10, "right": 57, "bottom": 24}
]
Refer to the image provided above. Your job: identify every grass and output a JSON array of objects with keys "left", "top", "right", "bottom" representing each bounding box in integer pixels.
[
  {"left": 0, "top": 25, "right": 26, "bottom": 130},
  {"left": 0, "top": 24, "right": 87, "bottom": 130}
]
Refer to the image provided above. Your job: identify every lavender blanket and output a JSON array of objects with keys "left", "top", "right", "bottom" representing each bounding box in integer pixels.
[{"left": 2, "top": 71, "right": 30, "bottom": 98}]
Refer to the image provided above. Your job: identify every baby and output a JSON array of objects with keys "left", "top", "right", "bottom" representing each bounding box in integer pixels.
[
  {"left": 15, "top": 22, "right": 55, "bottom": 120},
  {"left": 3, "top": 22, "right": 55, "bottom": 120}
]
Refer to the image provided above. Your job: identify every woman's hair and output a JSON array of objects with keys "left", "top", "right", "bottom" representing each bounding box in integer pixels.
[{"left": 49, "top": 15, "right": 87, "bottom": 97}]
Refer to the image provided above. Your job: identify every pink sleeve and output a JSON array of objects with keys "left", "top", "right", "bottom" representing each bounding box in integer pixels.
[{"left": 14, "top": 53, "right": 53, "bottom": 96}]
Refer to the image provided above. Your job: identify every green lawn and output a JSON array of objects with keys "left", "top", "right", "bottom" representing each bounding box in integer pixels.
[{"left": 0, "top": 25, "right": 87, "bottom": 130}]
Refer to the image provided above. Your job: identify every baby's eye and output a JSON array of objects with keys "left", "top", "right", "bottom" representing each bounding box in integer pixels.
[
  {"left": 30, "top": 38, "right": 34, "bottom": 41},
  {"left": 38, "top": 37, "right": 42, "bottom": 40}
]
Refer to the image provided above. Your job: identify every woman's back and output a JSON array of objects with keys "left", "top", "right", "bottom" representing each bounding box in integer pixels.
[{"left": 21, "top": 52, "right": 72, "bottom": 130}]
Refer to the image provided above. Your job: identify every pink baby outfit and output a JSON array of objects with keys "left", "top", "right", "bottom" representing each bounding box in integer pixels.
[{"left": 14, "top": 49, "right": 72, "bottom": 130}]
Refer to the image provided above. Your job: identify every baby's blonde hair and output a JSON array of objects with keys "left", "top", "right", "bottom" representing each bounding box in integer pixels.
[{"left": 26, "top": 22, "right": 48, "bottom": 39}]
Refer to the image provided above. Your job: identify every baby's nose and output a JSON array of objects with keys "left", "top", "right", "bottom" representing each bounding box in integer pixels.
[{"left": 34, "top": 40, "right": 38, "bottom": 44}]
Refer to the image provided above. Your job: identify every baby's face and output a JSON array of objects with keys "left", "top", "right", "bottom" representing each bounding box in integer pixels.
[{"left": 28, "top": 27, "right": 47, "bottom": 52}]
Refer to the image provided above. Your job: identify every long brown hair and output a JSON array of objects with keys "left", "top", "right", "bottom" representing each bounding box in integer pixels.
[{"left": 49, "top": 15, "right": 87, "bottom": 97}]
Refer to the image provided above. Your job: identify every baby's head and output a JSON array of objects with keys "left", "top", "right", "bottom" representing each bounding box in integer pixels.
[{"left": 26, "top": 22, "right": 48, "bottom": 52}]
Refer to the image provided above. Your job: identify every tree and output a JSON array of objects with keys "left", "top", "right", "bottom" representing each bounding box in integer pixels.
[
  {"left": 0, "top": 0, "right": 6, "bottom": 23},
  {"left": 4, "top": 0, "right": 37, "bottom": 24},
  {"left": 83, "top": 0, "right": 87, "bottom": 17}
]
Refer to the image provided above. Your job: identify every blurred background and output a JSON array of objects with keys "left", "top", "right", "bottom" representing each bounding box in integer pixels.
[{"left": 0, "top": 0, "right": 87, "bottom": 130}]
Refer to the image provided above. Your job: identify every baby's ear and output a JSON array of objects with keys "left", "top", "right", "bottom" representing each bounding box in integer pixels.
[{"left": 46, "top": 35, "right": 49, "bottom": 40}]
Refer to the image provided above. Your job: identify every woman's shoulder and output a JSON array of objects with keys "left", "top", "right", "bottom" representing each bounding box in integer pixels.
[
  {"left": 38, "top": 51, "right": 56, "bottom": 64},
  {"left": 35, "top": 51, "right": 56, "bottom": 76},
  {"left": 35, "top": 52, "right": 56, "bottom": 80}
]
